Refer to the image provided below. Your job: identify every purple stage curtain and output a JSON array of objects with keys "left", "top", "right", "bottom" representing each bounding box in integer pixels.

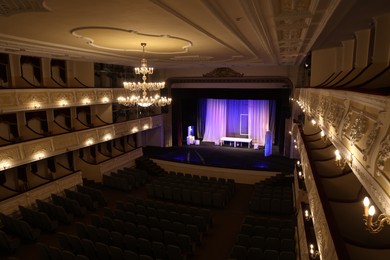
[
  {"left": 202, "top": 99, "right": 227, "bottom": 144},
  {"left": 226, "top": 99, "right": 248, "bottom": 137},
  {"left": 202, "top": 99, "right": 272, "bottom": 146},
  {"left": 248, "top": 100, "right": 270, "bottom": 146}
]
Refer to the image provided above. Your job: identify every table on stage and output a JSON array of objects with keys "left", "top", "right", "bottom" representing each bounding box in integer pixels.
[{"left": 219, "top": 137, "right": 252, "bottom": 148}]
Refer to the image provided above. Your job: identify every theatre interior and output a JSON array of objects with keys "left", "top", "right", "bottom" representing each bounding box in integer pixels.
[{"left": 0, "top": 1, "right": 390, "bottom": 260}]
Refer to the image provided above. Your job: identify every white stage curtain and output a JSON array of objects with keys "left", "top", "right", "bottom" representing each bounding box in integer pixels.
[
  {"left": 202, "top": 99, "right": 227, "bottom": 144},
  {"left": 248, "top": 100, "right": 270, "bottom": 146}
]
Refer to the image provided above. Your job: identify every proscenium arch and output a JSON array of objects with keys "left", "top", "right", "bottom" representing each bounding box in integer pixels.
[{"left": 165, "top": 75, "right": 293, "bottom": 152}]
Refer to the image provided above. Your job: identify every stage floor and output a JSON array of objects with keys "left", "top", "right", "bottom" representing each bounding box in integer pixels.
[{"left": 143, "top": 144, "right": 295, "bottom": 173}]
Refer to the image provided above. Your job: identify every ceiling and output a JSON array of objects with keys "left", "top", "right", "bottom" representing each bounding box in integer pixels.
[{"left": 0, "top": 0, "right": 389, "bottom": 69}]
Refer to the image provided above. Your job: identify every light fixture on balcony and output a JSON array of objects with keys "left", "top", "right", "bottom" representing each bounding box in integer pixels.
[
  {"left": 362, "top": 196, "right": 390, "bottom": 233},
  {"left": 309, "top": 244, "right": 320, "bottom": 259},
  {"left": 119, "top": 43, "right": 171, "bottom": 108},
  {"left": 305, "top": 209, "right": 312, "bottom": 221},
  {"left": 334, "top": 150, "right": 347, "bottom": 169},
  {"left": 320, "top": 130, "right": 327, "bottom": 143}
]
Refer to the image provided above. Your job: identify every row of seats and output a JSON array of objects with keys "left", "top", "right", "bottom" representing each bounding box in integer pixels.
[
  {"left": 73, "top": 221, "right": 195, "bottom": 257},
  {"left": 0, "top": 213, "right": 40, "bottom": 241},
  {"left": 126, "top": 195, "right": 213, "bottom": 226},
  {"left": 76, "top": 184, "right": 107, "bottom": 206},
  {"left": 51, "top": 193, "right": 87, "bottom": 217},
  {"left": 19, "top": 205, "right": 58, "bottom": 232},
  {"left": 249, "top": 196, "right": 293, "bottom": 215},
  {"left": 240, "top": 225, "right": 294, "bottom": 240},
  {"left": 120, "top": 167, "right": 149, "bottom": 186},
  {"left": 64, "top": 189, "right": 98, "bottom": 211},
  {"left": 158, "top": 173, "right": 235, "bottom": 194},
  {"left": 135, "top": 156, "right": 166, "bottom": 176},
  {"left": 235, "top": 234, "right": 295, "bottom": 253},
  {"left": 230, "top": 245, "right": 295, "bottom": 260},
  {"left": 102, "top": 174, "right": 132, "bottom": 191},
  {"left": 167, "top": 170, "right": 235, "bottom": 188},
  {"left": 115, "top": 202, "right": 210, "bottom": 233},
  {"left": 249, "top": 175, "right": 294, "bottom": 215},
  {"left": 125, "top": 195, "right": 213, "bottom": 226},
  {"left": 90, "top": 213, "right": 201, "bottom": 247},
  {"left": 255, "top": 175, "right": 294, "bottom": 187},
  {"left": 243, "top": 215, "right": 295, "bottom": 229},
  {"left": 103, "top": 166, "right": 150, "bottom": 192},
  {"left": 146, "top": 182, "right": 228, "bottom": 208},
  {"left": 36, "top": 199, "right": 74, "bottom": 224},
  {"left": 38, "top": 242, "right": 89, "bottom": 260},
  {"left": 0, "top": 229, "right": 20, "bottom": 252},
  {"left": 252, "top": 185, "right": 293, "bottom": 200}
]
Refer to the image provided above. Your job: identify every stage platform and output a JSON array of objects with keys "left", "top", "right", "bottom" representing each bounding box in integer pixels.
[{"left": 142, "top": 144, "right": 294, "bottom": 173}]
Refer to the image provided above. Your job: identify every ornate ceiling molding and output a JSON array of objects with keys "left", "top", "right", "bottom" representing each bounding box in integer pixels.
[
  {"left": 71, "top": 27, "right": 192, "bottom": 55},
  {"left": 0, "top": 0, "right": 50, "bottom": 16},
  {"left": 203, "top": 67, "right": 244, "bottom": 77}
]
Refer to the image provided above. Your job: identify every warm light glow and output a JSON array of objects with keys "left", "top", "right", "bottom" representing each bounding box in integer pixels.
[
  {"left": 83, "top": 98, "right": 91, "bottom": 105},
  {"left": 32, "top": 102, "right": 41, "bottom": 109},
  {"left": 363, "top": 197, "right": 370, "bottom": 217},
  {"left": 103, "top": 134, "right": 112, "bottom": 141},
  {"left": 368, "top": 205, "right": 376, "bottom": 216},
  {"left": 297, "top": 160, "right": 301, "bottom": 166},
  {"left": 320, "top": 130, "right": 325, "bottom": 137},
  {"left": 143, "top": 124, "right": 149, "bottom": 130},
  {"left": 288, "top": 131, "right": 292, "bottom": 135},
  {"left": 311, "top": 119, "right": 316, "bottom": 125},
  {"left": 120, "top": 43, "right": 171, "bottom": 107},
  {"left": 363, "top": 197, "right": 370, "bottom": 207},
  {"left": 334, "top": 150, "right": 341, "bottom": 161},
  {"left": 60, "top": 100, "right": 68, "bottom": 106},
  {"left": 131, "top": 127, "right": 139, "bottom": 133},
  {"left": 86, "top": 139, "right": 94, "bottom": 146},
  {"left": 35, "top": 151, "right": 45, "bottom": 160},
  {"left": 0, "top": 160, "right": 11, "bottom": 170},
  {"left": 102, "top": 97, "right": 109, "bottom": 103}
]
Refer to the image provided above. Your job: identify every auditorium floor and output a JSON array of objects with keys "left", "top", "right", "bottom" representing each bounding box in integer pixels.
[{"left": 2, "top": 179, "right": 256, "bottom": 260}]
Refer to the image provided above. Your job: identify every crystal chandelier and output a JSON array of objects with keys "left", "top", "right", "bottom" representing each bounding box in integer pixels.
[{"left": 119, "top": 43, "right": 171, "bottom": 107}]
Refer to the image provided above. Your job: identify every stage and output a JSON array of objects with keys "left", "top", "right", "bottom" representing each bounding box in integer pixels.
[{"left": 142, "top": 143, "right": 295, "bottom": 173}]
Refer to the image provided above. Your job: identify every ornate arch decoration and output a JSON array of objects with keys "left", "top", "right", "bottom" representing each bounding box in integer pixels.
[{"left": 166, "top": 67, "right": 293, "bottom": 87}]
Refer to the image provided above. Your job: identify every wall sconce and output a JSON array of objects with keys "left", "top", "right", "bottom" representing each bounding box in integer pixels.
[
  {"left": 362, "top": 196, "right": 390, "bottom": 233},
  {"left": 334, "top": 150, "right": 347, "bottom": 169},
  {"left": 309, "top": 244, "right": 320, "bottom": 259},
  {"left": 304, "top": 209, "right": 312, "bottom": 221},
  {"left": 60, "top": 100, "right": 68, "bottom": 107},
  {"left": 34, "top": 151, "right": 45, "bottom": 160},
  {"left": 103, "top": 134, "right": 112, "bottom": 141},
  {"left": 0, "top": 162, "right": 10, "bottom": 170},
  {"left": 320, "top": 130, "right": 327, "bottom": 142},
  {"left": 32, "top": 103, "right": 41, "bottom": 109},
  {"left": 85, "top": 138, "right": 94, "bottom": 146},
  {"left": 83, "top": 98, "right": 91, "bottom": 105}
]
